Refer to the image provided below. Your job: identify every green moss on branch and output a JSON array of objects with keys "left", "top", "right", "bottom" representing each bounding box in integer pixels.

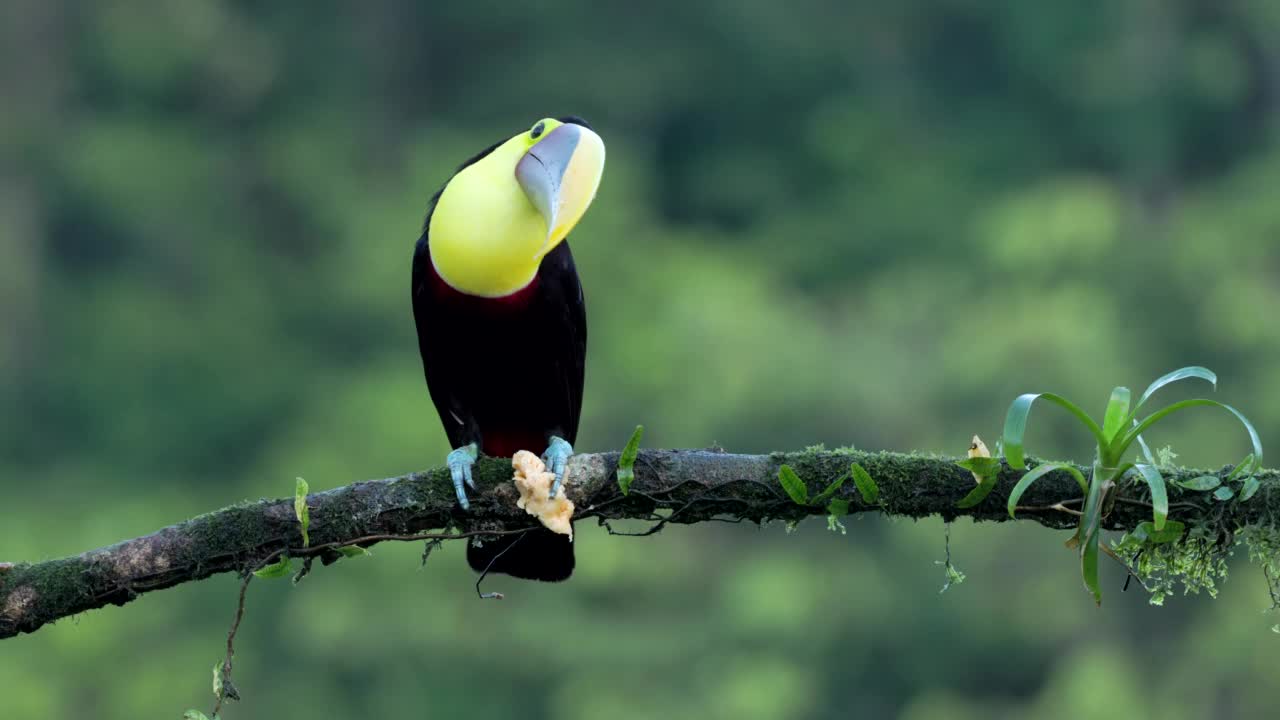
[{"left": 2, "top": 448, "right": 1276, "bottom": 639}]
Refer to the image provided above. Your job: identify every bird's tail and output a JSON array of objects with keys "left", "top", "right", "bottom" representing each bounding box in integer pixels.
[{"left": 466, "top": 526, "right": 574, "bottom": 582}]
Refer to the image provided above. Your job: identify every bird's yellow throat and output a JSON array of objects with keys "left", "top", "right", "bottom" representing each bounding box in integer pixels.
[{"left": 429, "top": 119, "right": 605, "bottom": 297}]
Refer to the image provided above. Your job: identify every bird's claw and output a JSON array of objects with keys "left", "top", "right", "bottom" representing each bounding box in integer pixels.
[
  {"left": 447, "top": 443, "right": 479, "bottom": 510},
  {"left": 542, "top": 436, "right": 573, "bottom": 499}
]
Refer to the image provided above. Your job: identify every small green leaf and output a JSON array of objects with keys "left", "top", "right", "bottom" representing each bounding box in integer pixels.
[
  {"left": 1007, "top": 462, "right": 1088, "bottom": 518},
  {"left": 1124, "top": 520, "right": 1186, "bottom": 545},
  {"left": 1240, "top": 477, "right": 1261, "bottom": 502},
  {"left": 1078, "top": 465, "right": 1105, "bottom": 546},
  {"left": 1227, "top": 454, "right": 1256, "bottom": 482},
  {"left": 777, "top": 465, "right": 809, "bottom": 505},
  {"left": 1081, "top": 530, "right": 1102, "bottom": 606},
  {"left": 1103, "top": 386, "right": 1131, "bottom": 441},
  {"left": 1134, "top": 366, "right": 1217, "bottom": 411},
  {"left": 1152, "top": 520, "right": 1186, "bottom": 542},
  {"left": 1133, "top": 464, "right": 1168, "bottom": 531},
  {"left": 955, "top": 457, "right": 1002, "bottom": 476},
  {"left": 1003, "top": 393, "right": 1107, "bottom": 470},
  {"left": 1078, "top": 465, "right": 1105, "bottom": 606},
  {"left": 253, "top": 556, "right": 292, "bottom": 579},
  {"left": 616, "top": 425, "right": 644, "bottom": 496},
  {"left": 850, "top": 462, "right": 880, "bottom": 505},
  {"left": 956, "top": 454, "right": 1003, "bottom": 508},
  {"left": 184, "top": 711, "right": 213, "bottom": 720},
  {"left": 212, "top": 662, "right": 223, "bottom": 698},
  {"left": 337, "top": 546, "right": 371, "bottom": 558},
  {"left": 955, "top": 473, "right": 999, "bottom": 509},
  {"left": 294, "top": 477, "right": 310, "bottom": 548},
  {"left": 1173, "top": 475, "right": 1221, "bottom": 491},
  {"left": 811, "top": 474, "right": 847, "bottom": 506},
  {"left": 1213, "top": 486, "right": 1235, "bottom": 501}
]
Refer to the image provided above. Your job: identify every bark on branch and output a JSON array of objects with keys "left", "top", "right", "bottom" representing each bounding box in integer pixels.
[{"left": 2, "top": 448, "right": 1275, "bottom": 640}]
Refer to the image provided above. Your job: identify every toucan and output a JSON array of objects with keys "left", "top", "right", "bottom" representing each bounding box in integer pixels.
[{"left": 411, "top": 117, "right": 605, "bottom": 582}]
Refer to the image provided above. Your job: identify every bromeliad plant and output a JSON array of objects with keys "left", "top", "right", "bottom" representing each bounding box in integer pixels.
[{"left": 1002, "top": 366, "right": 1263, "bottom": 605}]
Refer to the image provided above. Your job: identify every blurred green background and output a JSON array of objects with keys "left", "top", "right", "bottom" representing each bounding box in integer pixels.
[{"left": 3, "top": 1, "right": 1280, "bottom": 718}]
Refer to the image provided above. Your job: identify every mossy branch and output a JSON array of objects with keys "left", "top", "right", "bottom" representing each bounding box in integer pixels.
[{"left": 2, "top": 448, "right": 1277, "bottom": 640}]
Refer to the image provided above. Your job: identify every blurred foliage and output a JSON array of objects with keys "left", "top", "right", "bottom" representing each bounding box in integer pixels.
[{"left": 3, "top": 1, "right": 1280, "bottom": 718}]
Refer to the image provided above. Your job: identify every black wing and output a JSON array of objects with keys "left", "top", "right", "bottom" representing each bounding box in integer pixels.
[
  {"left": 532, "top": 241, "right": 587, "bottom": 445},
  {"left": 411, "top": 233, "right": 479, "bottom": 449}
]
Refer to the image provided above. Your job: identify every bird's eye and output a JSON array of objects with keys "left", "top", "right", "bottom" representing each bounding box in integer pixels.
[{"left": 530, "top": 122, "right": 546, "bottom": 139}]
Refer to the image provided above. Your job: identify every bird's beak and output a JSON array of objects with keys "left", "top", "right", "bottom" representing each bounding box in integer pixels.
[{"left": 515, "top": 123, "right": 605, "bottom": 259}]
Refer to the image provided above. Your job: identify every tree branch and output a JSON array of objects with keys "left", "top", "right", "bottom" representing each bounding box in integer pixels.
[{"left": 2, "top": 448, "right": 1275, "bottom": 640}]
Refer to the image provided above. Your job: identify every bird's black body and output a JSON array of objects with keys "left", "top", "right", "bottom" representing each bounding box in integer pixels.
[
  {"left": 411, "top": 127, "right": 589, "bottom": 581},
  {"left": 412, "top": 239, "right": 586, "bottom": 460}
]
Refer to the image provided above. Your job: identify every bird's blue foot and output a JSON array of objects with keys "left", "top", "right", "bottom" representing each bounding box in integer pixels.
[
  {"left": 447, "top": 443, "right": 479, "bottom": 509},
  {"left": 542, "top": 436, "right": 573, "bottom": 499}
]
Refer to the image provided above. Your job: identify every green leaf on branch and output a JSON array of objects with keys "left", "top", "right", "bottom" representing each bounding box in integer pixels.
[
  {"left": 1133, "top": 464, "right": 1169, "bottom": 531},
  {"left": 1228, "top": 454, "right": 1257, "bottom": 481},
  {"left": 252, "top": 556, "right": 292, "bottom": 579},
  {"left": 1007, "top": 462, "right": 1087, "bottom": 518},
  {"left": 811, "top": 474, "right": 847, "bottom": 506},
  {"left": 955, "top": 456, "right": 1002, "bottom": 477},
  {"left": 1002, "top": 392, "right": 1107, "bottom": 470},
  {"left": 850, "top": 462, "right": 880, "bottom": 505},
  {"left": 184, "top": 711, "right": 215, "bottom": 720},
  {"left": 616, "top": 425, "right": 644, "bottom": 495},
  {"left": 777, "top": 465, "right": 808, "bottom": 505},
  {"left": 954, "top": 456, "right": 1002, "bottom": 509},
  {"left": 1081, "top": 530, "right": 1101, "bottom": 606},
  {"left": 1240, "top": 477, "right": 1261, "bottom": 502},
  {"left": 1213, "top": 486, "right": 1235, "bottom": 502},
  {"left": 1121, "top": 520, "right": 1185, "bottom": 546},
  {"left": 1102, "top": 386, "right": 1131, "bottom": 441},
  {"left": 337, "top": 546, "right": 371, "bottom": 558},
  {"left": 1134, "top": 366, "right": 1217, "bottom": 411},
  {"left": 294, "top": 477, "right": 310, "bottom": 548},
  {"left": 1174, "top": 475, "right": 1221, "bottom": 491},
  {"left": 955, "top": 475, "right": 998, "bottom": 509},
  {"left": 1078, "top": 464, "right": 1105, "bottom": 605}
]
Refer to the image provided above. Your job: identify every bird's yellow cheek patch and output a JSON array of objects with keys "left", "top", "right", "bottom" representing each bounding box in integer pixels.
[
  {"left": 512, "top": 451, "right": 575, "bottom": 538},
  {"left": 429, "top": 133, "right": 547, "bottom": 297}
]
